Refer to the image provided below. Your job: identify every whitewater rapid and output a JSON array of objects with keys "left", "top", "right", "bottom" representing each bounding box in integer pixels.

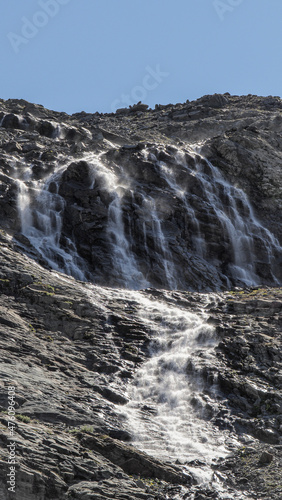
[
  {"left": 117, "top": 292, "right": 232, "bottom": 462},
  {"left": 14, "top": 144, "right": 282, "bottom": 291},
  {"left": 14, "top": 143, "right": 268, "bottom": 498}
]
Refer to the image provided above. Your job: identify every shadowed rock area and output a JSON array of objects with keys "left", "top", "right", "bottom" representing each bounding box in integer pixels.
[{"left": 0, "top": 94, "right": 281, "bottom": 499}]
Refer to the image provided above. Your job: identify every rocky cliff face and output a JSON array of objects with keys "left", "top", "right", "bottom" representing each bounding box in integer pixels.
[
  {"left": 0, "top": 95, "right": 281, "bottom": 500},
  {"left": 1, "top": 93, "right": 282, "bottom": 291}
]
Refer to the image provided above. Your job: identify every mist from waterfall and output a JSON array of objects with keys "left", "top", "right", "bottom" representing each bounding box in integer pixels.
[
  {"left": 15, "top": 144, "right": 282, "bottom": 290},
  {"left": 13, "top": 143, "right": 280, "bottom": 499},
  {"left": 17, "top": 168, "right": 86, "bottom": 281},
  {"left": 118, "top": 292, "right": 232, "bottom": 463}
]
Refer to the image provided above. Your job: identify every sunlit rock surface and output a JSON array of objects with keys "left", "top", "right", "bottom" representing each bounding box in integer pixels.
[{"left": 0, "top": 94, "right": 281, "bottom": 499}]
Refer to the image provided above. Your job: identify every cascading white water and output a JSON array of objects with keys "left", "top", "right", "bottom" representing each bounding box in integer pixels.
[
  {"left": 16, "top": 145, "right": 282, "bottom": 291},
  {"left": 118, "top": 292, "right": 233, "bottom": 463},
  {"left": 107, "top": 194, "right": 149, "bottom": 289},
  {"left": 14, "top": 145, "right": 274, "bottom": 499},
  {"left": 85, "top": 153, "right": 150, "bottom": 289},
  {"left": 17, "top": 165, "right": 87, "bottom": 280},
  {"left": 15, "top": 153, "right": 147, "bottom": 287},
  {"left": 67, "top": 282, "right": 244, "bottom": 498},
  {"left": 157, "top": 157, "right": 206, "bottom": 259},
  {"left": 17, "top": 178, "right": 33, "bottom": 233},
  {"left": 194, "top": 156, "right": 282, "bottom": 285},
  {"left": 147, "top": 197, "right": 178, "bottom": 289},
  {"left": 150, "top": 145, "right": 282, "bottom": 287}
]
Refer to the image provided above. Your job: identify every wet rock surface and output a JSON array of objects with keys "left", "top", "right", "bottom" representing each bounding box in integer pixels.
[
  {"left": 0, "top": 232, "right": 280, "bottom": 499},
  {"left": 0, "top": 95, "right": 281, "bottom": 499},
  {"left": 0, "top": 95, "right": 282, "bottom": 290}
]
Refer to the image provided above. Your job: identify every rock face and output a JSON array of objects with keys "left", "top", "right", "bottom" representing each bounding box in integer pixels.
[
  {"left": 0, "top": 232, "right": 281, "bottom": 499},
  {"left": 0, "top": 94, "right": 282, "bottom": 291},
  {"left": 0, "top": 94, "right": 281, "bottom": 500}
]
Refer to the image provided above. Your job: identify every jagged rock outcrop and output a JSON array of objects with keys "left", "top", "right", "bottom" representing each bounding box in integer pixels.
[
  {"left": 0, "top": 94, "right": 282, "bottom": 500},
  {"left": 0, "top": 231, "right": 281, "bottom": 499},
  {"left": 1, "top": 94, "right": 282, "bottom": 290}
]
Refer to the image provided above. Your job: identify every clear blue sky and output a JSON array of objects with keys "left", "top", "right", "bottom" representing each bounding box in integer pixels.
[{"left": 2, "top": 0, "right": 282, "bottom": 114}]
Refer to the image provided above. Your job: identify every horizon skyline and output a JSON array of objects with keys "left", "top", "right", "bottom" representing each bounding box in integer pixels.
[
  {"left": 2, "top": 1, "right": 282, "bottom": 114},
  {"left": 2, "top": 90, "right": 281, "bottom": 116}
]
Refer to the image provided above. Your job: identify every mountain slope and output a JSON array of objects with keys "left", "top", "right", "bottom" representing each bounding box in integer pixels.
[
  {"left": 1, "top": 94, "right": 282, "bottom": 290},
  {"left": 0, "top": 95, "right": 281, "bottom": 500}
]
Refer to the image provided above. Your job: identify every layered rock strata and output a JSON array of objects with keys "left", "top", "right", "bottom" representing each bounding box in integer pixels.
[{"left": 0, "top": 95, "right": 281, "bottom": 499}]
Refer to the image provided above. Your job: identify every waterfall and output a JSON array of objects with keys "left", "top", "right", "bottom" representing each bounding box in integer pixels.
[
  {"left": 17, "top": 179, "right": 33, "bottom": 234},
  {"left": 15, "top": 145, "right": 282, "bottom": 290},
  {"left": 150, "top": 145, "right": 282, "bottom": 288},
  {"left": 85, "top": 153, "right": 150, "bottom": 289},
  {"left": 193, "top": 156, "right": 282, "bottom": 285},
  {"left": 118, "top": 292, "right": 233, "bottom": 463},
  {"left": 107, "top": 193, "right": 149, "bottom": 289},
  {"left": 157, "top": 157, "right": 206, "bottom": 258},
  {"left": 13, "top": 142, "right": 281, "bottom": 498},
  {"left": 147, "top": 197, "right": 178, "bottom": 289},
  {"left": 16, "top": 164, "right": 87, "bottom": 281}
]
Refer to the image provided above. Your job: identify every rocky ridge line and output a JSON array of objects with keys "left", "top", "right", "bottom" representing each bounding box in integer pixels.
[{"left": 0, "top": 94, "right": 281, "bottom": 499}]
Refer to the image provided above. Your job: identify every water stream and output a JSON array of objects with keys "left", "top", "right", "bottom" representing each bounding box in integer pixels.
[
  {"left": 15, "top": 145, "right": 282, "bottom": 290},
  {"left": 119, "top": 292, "right": 231, "bottom": 463},
  {"left": 17, "top": 169, "right": 86, "bottom": 280},
  {"left": 86, "top": 285, "right": 242, "bottom": 498},
  {"left": 13, "top": 144, "right": 281, "bottom": 498}
]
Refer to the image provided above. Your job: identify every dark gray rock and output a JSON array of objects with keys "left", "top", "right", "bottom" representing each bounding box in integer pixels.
[
  {"left": 0, "top": 95, "right": 282, "bottom": 499},
  {"left": 258, "top": 451, "right": 274, "bottom": 465}
]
